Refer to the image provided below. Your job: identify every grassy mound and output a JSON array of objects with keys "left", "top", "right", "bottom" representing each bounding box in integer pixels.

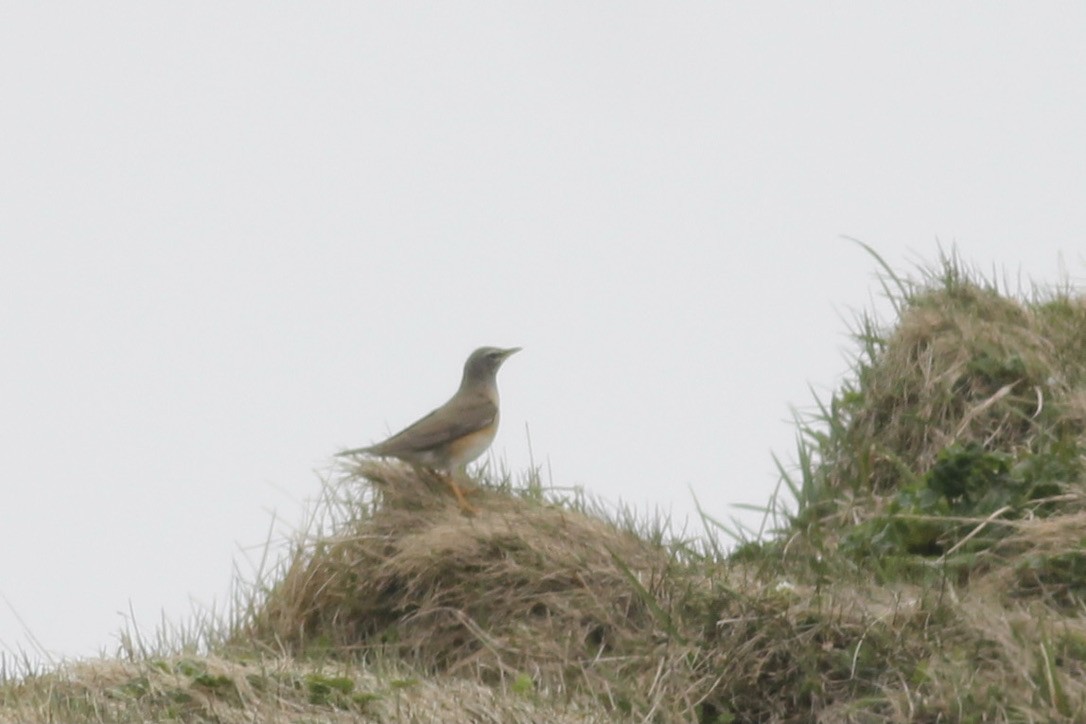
[
  {"left": 3, "top": 249, "right": 1085, "bottom": 723},
  {"left": 814, "top": 264, "right": 1085, "bottom": 498},
  {"left": 787, "top": 253, "right": 1086, "bottom": 582},
  {"left": 241, "top": 462, "right": 707, "bottom": 714},
  {"left": 751, "top": 251, "right": 1086, "bottom": 722}
]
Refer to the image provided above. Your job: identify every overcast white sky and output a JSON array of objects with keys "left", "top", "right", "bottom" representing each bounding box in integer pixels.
[{"left": 2, "top": 4, "right": 1084, "bottom": 664}]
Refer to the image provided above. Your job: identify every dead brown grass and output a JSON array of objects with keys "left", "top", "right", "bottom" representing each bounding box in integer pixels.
[{"left": 242, "top": 461, "right": 719, "bottom": 718}]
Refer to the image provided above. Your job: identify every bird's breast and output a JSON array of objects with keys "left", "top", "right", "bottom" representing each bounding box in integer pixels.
[{"left": 444, "top": 413, "right": 500, "bottom": 470}]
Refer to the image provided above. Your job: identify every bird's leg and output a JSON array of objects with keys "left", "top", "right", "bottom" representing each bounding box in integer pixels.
[{"left": 440, "top": 471, "right": 477, "bottom": 515}]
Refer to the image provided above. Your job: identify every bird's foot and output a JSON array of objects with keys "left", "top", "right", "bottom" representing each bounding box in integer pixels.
[{"left": 441, "top": 475, "right": 478, "bottom": 516}]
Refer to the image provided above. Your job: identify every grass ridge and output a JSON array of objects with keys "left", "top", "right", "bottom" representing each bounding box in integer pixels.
[{"left": 3, "top": 249, "right": 1085, "bottom": 723}]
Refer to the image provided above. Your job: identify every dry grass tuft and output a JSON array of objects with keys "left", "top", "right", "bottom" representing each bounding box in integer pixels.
[
  {"left": 785, "top": 253, "right": 1086, "bottom": 572},
  {"left": 241, "top": 461, "right": 716, "bottom": 717},
  {"left": 829, "top": 280, "right": 1084, "bottom": 495}
]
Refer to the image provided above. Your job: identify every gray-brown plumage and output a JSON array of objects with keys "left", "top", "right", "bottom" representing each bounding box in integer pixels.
[{"left": 338, "top": 346, "right": 521, "bottom": 512}]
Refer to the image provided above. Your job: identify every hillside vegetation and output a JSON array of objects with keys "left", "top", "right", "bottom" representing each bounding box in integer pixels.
[{"left": 3, "top": 251, "right": 1085, "bottom": 723}]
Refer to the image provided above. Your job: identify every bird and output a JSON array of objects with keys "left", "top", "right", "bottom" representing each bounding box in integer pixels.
[{"left": 337, "top": 346, "right": 521, "bottom": 513}]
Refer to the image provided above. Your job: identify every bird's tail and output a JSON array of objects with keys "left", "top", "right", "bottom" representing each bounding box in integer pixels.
[{"left": 336, "top": 446, "right": 374, "bottom": 458}]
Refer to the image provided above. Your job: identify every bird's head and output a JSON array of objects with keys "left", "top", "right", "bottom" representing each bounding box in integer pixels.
[{"left": 461, "top": 346, "right": 521, "bottom": 388}]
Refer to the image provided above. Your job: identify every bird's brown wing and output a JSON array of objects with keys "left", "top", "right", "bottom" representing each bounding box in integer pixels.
[{"left": 367, "top": 394, "right": 497, "bottom": 457}]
